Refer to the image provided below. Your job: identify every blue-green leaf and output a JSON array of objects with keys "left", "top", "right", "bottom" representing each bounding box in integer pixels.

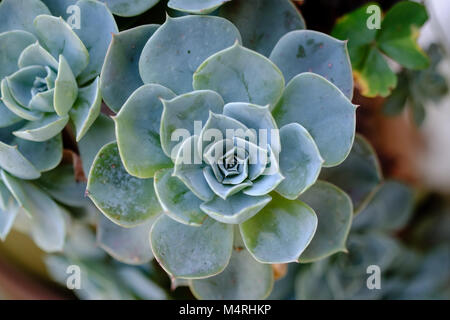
[
  {"left": 219, "top": 0, "right": 305, "bottom": 57},
  {"left": 320, "top": 134, "right": 382, "bottom": 213},
  {"left": 0, "top": 0, "right": 50, "bottom": 33},
  {"left": 13, "top": 114, "right": 68, "bottom": 142},
  {"left": 275, "top": 123, "right": 323, "bottom": 200},
  {"left": 54, "top": 55, "right": 78, "bottom": 116},
  {"left": 150, "top": 215, "right": 233, "bottom": 279},
  {"left": 0, "top": 30, "right": 37, "bottom": 79},
  {"left": 74, "top": 0, "right": 118, "bottom": 84},
  {"left": 102, "top": 0, "right": 160, "bottom": 17},
  {"left": 190, "top": 245, "right": 273, "bottom": 299},
  {"left": 160, "top": 90, "right": 223, "bottom": 158},
  {"left": 0, "top": 141, "right": 41, "bottom": 180},
  {"left": 193, "top": 42, "right": 284, "bottom": 108},
  {"left": 87, "top": 142, "right": 162, "bottom": 227},
  {"left": 139, "top": 15, "right": 241, "bottom": 94},
  {"left": 97, "top": 214, "right": 155, "bottom": 265},
  {"left": 34, "top": 15, "right": 89, "bottom": 77},
  {"left": 273, "top": 73, "right": 356, "bottom": 167},
  {"left": 0, "top": 101, "right": 22, "bottom": 128},
  {"left": 101, "top": 25, "right": 159, "bottom": 112},
  {"left": 18, "top": 42, "right": 59, "bottom": 70},
  {"left": 200, "top": 193, "right": 271, "bottom": 224},
  {"left": 13, "top": 134, "right": 62, "bottom": 173},
  {"left": 173, "top": 135, "right": 214, "bottom": 201},
  {"left": 0, "top": 198, "right": 18, "bottom": 241},
  {"left": 223, "top": 102, "right": 280, "bottom": 154},
  {"left": 168, "top": 0, "right": 230, "bottom": 14},
  {"left": 69, "top": 77, "right": 102, "bottom": 141},
  {"left": 78, "top": 114, "right": 115, "bottom": 174},
  {"left": 1, "top": 79, "right": 42, "bottom": 121},
  {"left": 352, "top": 180, "right": 414, "bottom": 232},
  {"left": 154, "top": 168, "right": 207, "bottom": 226},
  {"left": 115, "top": 84, "right": 175, "bottom": 178},
  {"left": 240, "top": 193, "right": 317, "bottom": 263},
  {"left": 298, "top": 181, "right": 353, "bottom": 263},
  {"left": 270, "top": 30, "right": 353, "bottom": 99}
]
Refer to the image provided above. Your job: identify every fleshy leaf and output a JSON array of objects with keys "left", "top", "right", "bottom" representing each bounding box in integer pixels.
[
  {"left": 13, "top": 114, "right": 69, "bottom": 142},
  {"left": 69, "top": 77, "right": 102, "bottom": 141},
  {"left": 160, "top": 90, "right": 223, "bottom": 158},
  {"left": 298, "top": 181, "right": 353, "bottom": 263},
  {"left": 29, "top": 89, "right": 54, "bottom": 113},
  {"left": 33, "top": 15, "right": 89, "bottom": 77},
  {"left": 219, "top": 0, "right": 305, "bottom": 57},
  {"left": 199, "top": 113, "right": 256, "bottom": 155},
  {"left": 1, "top": 171, "right": 66, "bottom": 252},
  {"left": 203, "top": 167, "right": 252, "bottom": 200},
  {"left": 200, "top": 193, "right": 271, "bottom": 224},
  {"left": 154, "top": 168, "right": 207, "bottom": 227},
  {"left": 273, "top": 73, "right": 356, "bottom": 167},
  {"left": 37, "top": 164, "right": 86, "bottom": 207},
  {"left": 115, "top": 84, "right": 175, "bottom": 178},
  {"left": 320, "top": 134, "right": 382, "bottom": 213},
  {"left": 0, "top": 180, "right": 11, "bottom": 210},
  {"left": 352, "top": 180, "right": 414, "bottom": 232},
  {"left": 223, "top": 102, "right": 280, "bottom": 155},
  {"left": 18, "top": 42, "right": 59, "bottom": 70},
  {"left": 168, "top": 0, "right": 230, "bottom": 14},
  {"left": 0, "top": 0, "right": 50, "bottom": 33},
  {"left": 0, "top": 141, "right": 40, "bottom": 180},
  {"left": 173, "top": 135, "right": 214, "bottom": 201},
  {"left": 102, "top": 0, "right": 160, "bottom": 17},
  {"left": 270, "top": 30, "right": 353, "bottom": 99},
  {"left": 243, "top": 146, "right": 284, "bottom": 196},
  {"left": 240, "top": 193, "right": 317, "bottom": 263},
  {"left": 78, "top": 114, "right": 115, "bottom": 174},
  {"left": 275, "top": 123, "right": 323, "bottom": 200},
  {"left": 150, "top": 215, "right": 233, "bottom": 279},
  {"left": 139, "top": 15, "right": 241, "bottom": 94},
  {"left": 13, "top": 134, "right": 62, "bottom": 173},
  {"left": 101, "top": 25, "right": 159, "bottom": 112},
  {"left": 0, "top": 101, "right": 22, "bottom": 128},
  {"left": 190, "top": 246, "right": 273, "bottom": 300},
  {"left": 1, "top": 79, "right": 42, "bottom": 121},
  {"left": 0, "top": 30, "right": 37, "bottom": 79},
  {"left": 7, "top": 65, "right": 47, "bottom": 108},
  {"left": 74, "top": 0, "right": 118, "bottom": 84},
  {"left": 87, "top": 142, "right": 161, "bottom": 227},
  {"left": 23, "top": 184, "right": 66, "bottom": 252},
  {"left": 193, "top": 42, "right": 284, "bottom": 108},
  {"left": 0, "top": 198, "right": 18, "bottom": 241},
  {"left": 54, "top": 55, "right": 78, "bottom": 116},
  {"left": 377, "top": 1, "right": 429, "bottom": 70},
  {"left": 97, "top": 214, "right": 155, "bottom": 265}
]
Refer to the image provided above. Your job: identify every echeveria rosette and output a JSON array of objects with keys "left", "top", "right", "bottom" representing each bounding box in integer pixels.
[
  {"left": 0, "top": 0, "right": 117, "bottom": 181},
  {"left": 0, "top": 0, "right": 117, "bottom": 252},
  {"left": 94, "top": 13, "right": 356, "bottom": 299}
]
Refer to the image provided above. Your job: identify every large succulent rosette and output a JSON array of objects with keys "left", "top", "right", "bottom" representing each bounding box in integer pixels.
[{"left": 89, "top": 3, "right": 357, "bottom": 299}]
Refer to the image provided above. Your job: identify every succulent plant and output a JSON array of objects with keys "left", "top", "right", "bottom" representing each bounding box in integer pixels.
[
  {"left": 0, "top": 0, "right": 117, "bottom": 251},
  {"left": 292, "top": 180, "right": 450, "bottom": 300},
  {"left": 92, "top": 0, "right": 357, "bottom": 298}
]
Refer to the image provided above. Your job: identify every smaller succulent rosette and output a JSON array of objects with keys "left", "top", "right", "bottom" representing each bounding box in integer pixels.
[
  {"left": 0, "top": 0, "right": 117, "bottom": 252},
  {"left": 92, "top": 5, "right": 356, "bottom": 299}
]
